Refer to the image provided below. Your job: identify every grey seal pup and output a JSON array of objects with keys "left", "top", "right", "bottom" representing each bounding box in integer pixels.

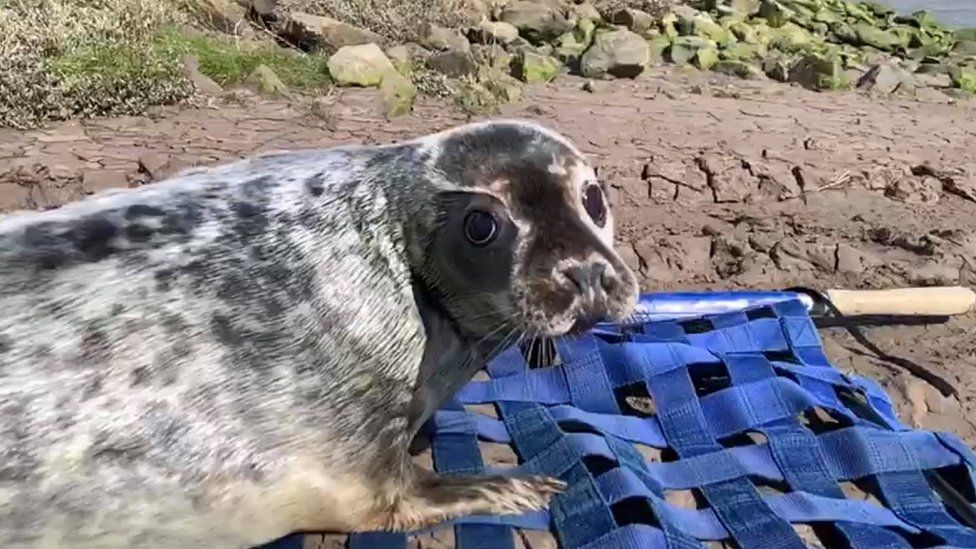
[{"left": 0, "top": 119, "right": 639, "bottom": 548}]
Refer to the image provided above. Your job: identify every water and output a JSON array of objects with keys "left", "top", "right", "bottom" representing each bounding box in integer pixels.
[{"left": 880, "top": 0, "right": 976, "bottom": 28}]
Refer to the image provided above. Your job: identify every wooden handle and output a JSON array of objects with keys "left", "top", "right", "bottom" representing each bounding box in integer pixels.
[{"left": 824, "top": 286, "right": 976, "bottom": 317}]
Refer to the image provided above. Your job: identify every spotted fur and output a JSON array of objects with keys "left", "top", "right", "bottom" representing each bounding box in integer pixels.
[{"left": 0, "top": 120, "right": 637, "bottom": 548}]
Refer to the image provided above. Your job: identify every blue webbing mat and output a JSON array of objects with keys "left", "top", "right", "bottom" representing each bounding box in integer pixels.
[{"left": 265, "top": 291, "right": 976, "bottom": 548}]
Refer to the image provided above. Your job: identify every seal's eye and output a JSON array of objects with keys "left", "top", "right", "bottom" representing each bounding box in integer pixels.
[
  {"left": 582, "top": 184, "right": 606, "bottom": 228},
  {"left": 464, "top": 210, "right": 498, "bottom": 246}
]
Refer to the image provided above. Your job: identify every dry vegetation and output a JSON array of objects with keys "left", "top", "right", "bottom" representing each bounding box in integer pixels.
[
  {"left": 0, "top": 0, "right": 334, "bottom": 129},
  {"left": 280, "top": 0, "right": 469, "bottom": 43},
  {"left": 0, "top": 0, "right": 189, "bottom": 128}
]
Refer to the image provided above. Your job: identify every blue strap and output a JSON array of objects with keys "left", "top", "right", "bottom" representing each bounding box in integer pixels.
[
  {"left": 347, "top": 532, "right": 407, "bottom": 549},
  {"left": 430, "top": 397, "right": 515, "bottom": 549},
  {"left": 280, "top": 293, "right": 976, "bottom": 549},
  {"left": 875, "top": 469, "right": 976, "bottom": 546},
  {"left": 640, "top": 344, "right": 804, "bottom": 548}
]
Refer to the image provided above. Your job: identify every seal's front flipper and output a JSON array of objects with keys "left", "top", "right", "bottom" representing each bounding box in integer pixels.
[{"left": 365, "top": 472, "right": 565, "bottom": 531}]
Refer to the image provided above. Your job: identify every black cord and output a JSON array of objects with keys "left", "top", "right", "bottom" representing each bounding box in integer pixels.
[{"left": 784, "top": 286, "right": 958, "bottom": 399}]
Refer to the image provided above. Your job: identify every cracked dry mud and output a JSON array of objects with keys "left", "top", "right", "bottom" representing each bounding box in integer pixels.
[{"left": 2, "top": 67, "right": 975, "bottom": 548}]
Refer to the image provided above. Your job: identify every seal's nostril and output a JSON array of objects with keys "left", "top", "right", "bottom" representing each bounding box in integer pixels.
[
  {"left": 562, "top": 263, "right": 608, "bottom": 297},
  {"left": 599, "top": 266, "right": 615, "bottom": 292}
]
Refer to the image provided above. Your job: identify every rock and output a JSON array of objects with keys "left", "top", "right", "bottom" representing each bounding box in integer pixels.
[
  {"left": 857, "top": 62, "right": 915, "bottom": 94},
  {"left": 197, "top": 0, "right": 249, "bottom": 35},
  {"left": 473, "top": 43, "right": 514, "bottom": 70},
  {"left": 570, "top": 3, "right": 603, "bottom": 23},
  {"left": 582, "top": 79, "right": 601, "bottom": 92},
  {"left": 611, "top": 8, "right": 656, "bottom": 36},
  {"left": 483, "top": 70, "right": 524, "bottom": 102},
  {"left": 721, "top": 42, "right": 763, "bottom": 61},
  {"left": 759, "top": 0, "right": 793, "bottom": 28},
  {"left": 244, "top": 65, "right": 288, "bottom": 96},
  {"left": 281, "top": 12, "right": 383, "bottom": 53},
  {"left": 915, "top": 72, "right": 952, "bottom": 88},
  {"left": 813, "top": 7, "right": 843, "bottom": 25},
  {"left": 647, "top": 35, "right": 671, "bottom": 65},
  {"left": 181, "top": 55, "right": 223, "bottom": 95},
  {"left": 789, "top": 54, "right": 846, "bottom": 91},
  {"left": 456, "top": 80, "right": 498, "bottom": 114},
  {"left": 730, "top": 0, "right": 760, "bottom": 18},
  {"left": 763, "top": 50, "right": 792, "bottom": 81},
  {"left": 533, "top": 42, "right": 555, "bottom": 57},
  {"left": 327, "top": 43, "right": 396, "bottom": 87},
  {"left": 660, "top": 12, "right": 679, "bottom": 41},
  {"left": 714, "top": 59, "right": 763, "bottom": 78},
  {"left": 385, "top": 45, "right": 414, "bottom": 76},
  {"left": 854, "top": 23, "right": 904, "bottom": 51},
  {"left": 669, "top": 4, "right": 699, "bottom": 34},
  {"left": 499, "top": 1, "right": 574, "bottom": 43},
  {"left": 250, "top": 0, "right": 277, "bottom": 17},
  {"left": 514, "top": 51, "right": 561, "bottom": 83},
  {"left": 950, "top": 66, "right": 976, "bottom": 93},
  {"left": 458, "top": 0, "right": 491, "bottom": 25},
  {"left": 379, "top": 70, "right": 417, "bottom": 117},
  {"left": 693, "top": 14, "right": 735, "bottom": 47},
  {"left": 728, "top": 22, "right": 760, "bottom": 46},
  {"left": 695, "top": 46, "right": 719, "bottom": 70},
  {"left": 468, "top": 21, "right": 520, "bottom": 44},
  {"left": 669, "top": 36, "right": 713, "bottom": 66},
  {"left": 895, "top": 10, "right": 939, "bottom": 30},
  {"left": 554, "top": 18, "right": 596, "bottom": 61},
  {"left": 771, "top": 22, "right": 814, "bottom": 52},
  {"left": 580, "top": 29, "right": 649, "bottom": 79},
  {"left": 954, "top": 40, "right": 976, "bottom": 56},
  {"left": 421, "top": 23, "right": 471, "bottom": 52},
  {"left": 427, "top": 50, "right": 478, "bottom": 77},
  {"left": 915, "top": 61, "right": 952, "bottom": 75}
]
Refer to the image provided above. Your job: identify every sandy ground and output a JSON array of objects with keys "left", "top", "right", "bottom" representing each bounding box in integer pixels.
[{"left": 2, "top": 66, "right": 976, "bottom": 547}]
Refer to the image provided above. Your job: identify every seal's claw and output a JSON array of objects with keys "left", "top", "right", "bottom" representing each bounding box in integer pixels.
[{"left": 364, "top": 473, "right": 566, "bottom": 532}]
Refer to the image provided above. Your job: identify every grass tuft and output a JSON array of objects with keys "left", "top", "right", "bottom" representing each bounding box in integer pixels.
[{"left": 154, "top": 29, "right": 332, "bottom": 90}]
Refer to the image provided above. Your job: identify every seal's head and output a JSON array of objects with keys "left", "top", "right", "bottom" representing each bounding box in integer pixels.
[{"left": 414, "top": 119, "right": 639, "bottom": 345}]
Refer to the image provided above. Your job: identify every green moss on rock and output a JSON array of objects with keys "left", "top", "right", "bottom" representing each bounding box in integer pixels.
[
  {"left": 515, "top": 50, "right": 561, "bottom": 83},
  {"left": 714, "top": 59, "right": 764, "bottom": 78}
]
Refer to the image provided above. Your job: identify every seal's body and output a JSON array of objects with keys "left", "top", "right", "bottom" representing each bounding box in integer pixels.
[{"left": 0, "top": 120, "right": 638, "bottom": 548}]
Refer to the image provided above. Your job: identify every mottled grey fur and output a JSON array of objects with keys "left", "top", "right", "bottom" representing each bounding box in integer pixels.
[{"left": 0, "top": 120, "right": 638, "bottom": 548}]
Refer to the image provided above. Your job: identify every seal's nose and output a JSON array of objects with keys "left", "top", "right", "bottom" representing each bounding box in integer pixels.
[{"left": 562, "top": 262, "right": 609, "bottom": 301}]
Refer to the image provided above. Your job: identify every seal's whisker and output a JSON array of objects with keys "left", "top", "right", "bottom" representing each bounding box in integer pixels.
[{"left": 485, "top": 326, "right": 522, "bottom": 366}]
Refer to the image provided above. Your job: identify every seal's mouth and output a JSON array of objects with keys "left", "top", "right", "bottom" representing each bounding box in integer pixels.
[
  {"left": 525, "top": 306, "right": 609, "bottom": 339},
  {"left": 567, "top": 315, "right": 599, "bottom": 337}
]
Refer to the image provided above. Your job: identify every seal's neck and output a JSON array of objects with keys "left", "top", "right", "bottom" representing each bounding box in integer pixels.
[{"left": 404, "top": 277, "right": 495, "bottom": 438}]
